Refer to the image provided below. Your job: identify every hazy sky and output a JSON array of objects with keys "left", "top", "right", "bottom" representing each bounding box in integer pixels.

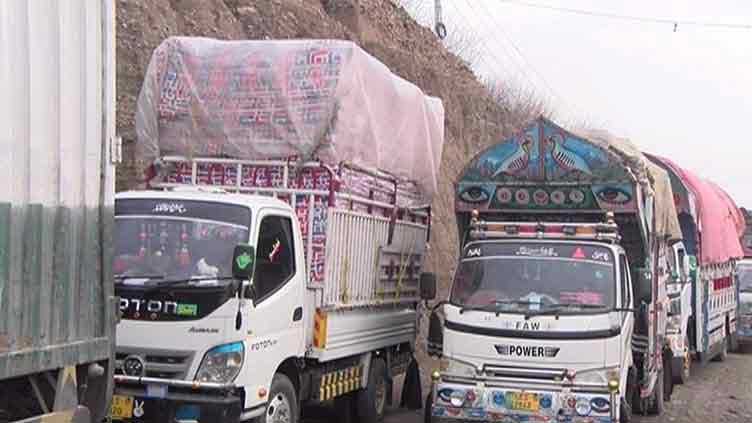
[{"left": 412, "top": 1, "right": 752, "bottom": 206}]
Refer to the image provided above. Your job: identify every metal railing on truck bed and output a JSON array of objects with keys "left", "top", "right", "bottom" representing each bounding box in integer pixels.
[{"left": 149, "top": 156, "right": 430, "bottom": 310}]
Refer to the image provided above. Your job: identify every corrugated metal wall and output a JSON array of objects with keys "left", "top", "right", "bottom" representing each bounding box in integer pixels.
[{"left": 0, "top": 0, "right": 116, "bottom": 380}]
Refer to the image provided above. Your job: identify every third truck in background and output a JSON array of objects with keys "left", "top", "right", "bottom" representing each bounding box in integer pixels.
[{"left": 644, "top": 154, "right": 745, "bottom": 383}]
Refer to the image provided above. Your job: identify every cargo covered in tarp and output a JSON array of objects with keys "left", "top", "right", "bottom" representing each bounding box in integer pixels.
[
  {"left": 135, "top": 37, "right": 445, "bottom": 203},
  {"left": 645, "top": 154, "right": 744, "bottom": 265},
  {"left": 455, "top": 116, "right": 682, "bottom": 242}
]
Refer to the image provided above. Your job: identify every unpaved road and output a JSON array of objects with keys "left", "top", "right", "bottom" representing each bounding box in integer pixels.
[{"left": 305, "top": 350, "right": 752, "bottom": 423}]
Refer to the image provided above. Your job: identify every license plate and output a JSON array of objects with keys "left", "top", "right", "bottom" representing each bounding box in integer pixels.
[
  {"left": 111, "top": 395, "right": 134, "bottom": 420},
  {"left": 506, "top": 392, "right": 539, "bottom": 412}
]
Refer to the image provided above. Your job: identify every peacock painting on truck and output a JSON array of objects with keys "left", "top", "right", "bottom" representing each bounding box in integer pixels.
[{"left": 457, "top": 117, "right": 637, "bottom": 212}]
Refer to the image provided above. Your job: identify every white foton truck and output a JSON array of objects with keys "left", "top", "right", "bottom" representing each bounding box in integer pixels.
[
  {"left": 426, "top": 118, "right": 682, "bottom": 423},
  {"left": 111, "top": 37, "right": 444, "bottom": 423},
  {"left": 644, "top": 154, "right": 744, "bottom": 384}
]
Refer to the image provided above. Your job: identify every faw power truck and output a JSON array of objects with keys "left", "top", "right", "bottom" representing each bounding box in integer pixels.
[
  {"left": 644, "top": 154, "right": 744, "bottom": 383},
  {"left": 425, "top": 117, "right": 682, "bottom": 423},
  {"left": 0, "top": 1, "right": 118, "bottom": 422},
  {"left": 110, "top": 37, "right": 444, "bottom": 423}
]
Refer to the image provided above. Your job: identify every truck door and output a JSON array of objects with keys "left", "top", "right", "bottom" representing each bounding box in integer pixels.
[
  {"left": 619, "top": 254, "right": 635, "bottom": 364},
  {"left": 240, "top": 210, "right": 306, "bottom": 408}
]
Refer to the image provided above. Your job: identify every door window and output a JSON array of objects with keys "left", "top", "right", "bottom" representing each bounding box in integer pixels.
[
  {"left": 619, "top": 254, "right": 631, "bottom": 308},
  {"left": 253, "top": 215, "right": 296, "bottom": 301}
]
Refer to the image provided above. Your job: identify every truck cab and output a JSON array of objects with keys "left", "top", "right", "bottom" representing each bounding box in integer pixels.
[
  {"left": 427, "top": 217, "right": 646, "bottom": 422},
  {"left": 113, "top": 189, "right": 306, "bottom": 422},
  {"left": 665, "top": 241, "right": 694, "bottom": 383}
]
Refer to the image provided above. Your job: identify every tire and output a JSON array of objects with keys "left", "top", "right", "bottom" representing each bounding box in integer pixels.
[
  {"left": 671, "top": 335, "right": 691, "bottom": 385},
  {"left": 648, "top": 370, "right": 665, "bottom": 415},
  {"left": 619, "top": 396, "right": 632, "bottom": 423},
  {"left": 663, "top": 356, "right": 673, "bottom": 401},
  {"left": 356, "top": 358, "right": 388, "bottom": 423},
  {"left": 424, "top": 392, "right": 433, "bottom": 423},
  {"left": 260, "top": 374, "right": 298, "bottom": 423},
  {"left": 334, "top": 393, "right": 356, "bottom": 423}
]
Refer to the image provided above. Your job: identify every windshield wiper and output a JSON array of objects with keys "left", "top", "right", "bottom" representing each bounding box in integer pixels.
[
  {"left": 114, "top": 274, "right": 165, "bottom": 283},
  {"left": 524, "top": 302, "right": 607, "bottom": 320},
  {"left": 142, "top": 276, "right": 238, "bottom": 294},
  {"left": 459, "top": 300, "right": 540, "bottom": 315}
]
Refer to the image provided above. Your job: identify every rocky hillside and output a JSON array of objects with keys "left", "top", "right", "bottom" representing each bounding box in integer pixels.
[{"left": 116, "top": 0, "right": 530, "bottom": 378}]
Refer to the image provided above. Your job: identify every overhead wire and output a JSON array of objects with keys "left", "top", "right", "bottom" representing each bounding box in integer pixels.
[
  {"left": 463, "top": 0, "right": 584, "bottom": 119},
  {"left": 441, "top": 2, "right": 520, "bottom": 83},
  {"left": 497, "top": 0, "right": 752, "bottom": 30},
  {"left": 446, "top": 1, "right": 543, "bottom": 96}
]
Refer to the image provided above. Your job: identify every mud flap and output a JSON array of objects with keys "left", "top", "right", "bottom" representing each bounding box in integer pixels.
[{"left": 400, "top": 357, "right": 423, "bottom": 410}]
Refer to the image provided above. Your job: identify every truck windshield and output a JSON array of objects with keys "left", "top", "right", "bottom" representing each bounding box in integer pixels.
[
  {"left": 738, "top": 262, "right": 752, "bottom": 293},
  {"left": 114, "top": 199, "right": 251, "bottom": 283},
  {"left": 450, "top": 242, "right": 616, "bottom": 313}
]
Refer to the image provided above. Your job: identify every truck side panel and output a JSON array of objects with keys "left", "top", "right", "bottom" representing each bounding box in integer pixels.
[{"left": 0, "top": 0, "right": 116, "bottom": 415}]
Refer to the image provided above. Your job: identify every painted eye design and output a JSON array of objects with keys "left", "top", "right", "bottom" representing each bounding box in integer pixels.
[
  {"left": 437, "top": 388, "right": 454, "bottom": 402},
  {"left": 595, "top": 187, "right": 631, "bottom": 205},
  {"left": 590, "top": 397, "right": 610, "bottom": 413},
  {"left": 459, "top": 186, "right": 491, "bottom": 203}
]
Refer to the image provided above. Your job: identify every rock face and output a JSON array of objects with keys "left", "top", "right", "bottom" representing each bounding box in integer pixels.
[{"left": 116, "top": 0, "right": 531, "bottom": 383}]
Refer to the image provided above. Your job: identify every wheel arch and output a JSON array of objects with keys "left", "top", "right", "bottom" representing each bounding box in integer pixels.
[{"left": 274, "top": 357, "right": 302, "bottom": 397}]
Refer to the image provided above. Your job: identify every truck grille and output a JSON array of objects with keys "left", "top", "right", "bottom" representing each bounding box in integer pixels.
[
  {"left": 116, "top": 347, "right": 194, "bottom": 380},
  {"left": 484, "top": 365, "right": 567, "bottom": 381}
]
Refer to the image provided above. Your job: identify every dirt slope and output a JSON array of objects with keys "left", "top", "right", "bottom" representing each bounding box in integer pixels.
[{"left": 116, "top": 0, "right": 527, "bottom": 380}]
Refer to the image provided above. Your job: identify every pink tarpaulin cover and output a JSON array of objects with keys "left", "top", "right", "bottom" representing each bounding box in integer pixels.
[
  {"left": 649, "top": 155, "right": 744, "bottom": 265},
  {"left": 135, "top": 37, "right": 445, "bottom": 203}
]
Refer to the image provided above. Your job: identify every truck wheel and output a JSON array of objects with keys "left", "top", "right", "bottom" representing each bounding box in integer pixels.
[
  {"left": 663, "top": 356, "right": 673, "bottom": 401},
  {"left": 619, "top": 396, "right": 632, "bottom": 423},
  {"left": 671, "top": 335, "right": 691, "bottom": 384},
  {"left": 356, "top": 357, "right": 387, "bottom": 423},
  {"left": 334, "top": 394, "right": 356, "bottom": 423},
  {"left": 648, "top": 370, "right": 665, "bottom": 415},
  {"left": 424, "top": 392, "right": 433, "bottom": 423},
  {"left": 261, "top": 374, "right": 298, "bottom": 423}
]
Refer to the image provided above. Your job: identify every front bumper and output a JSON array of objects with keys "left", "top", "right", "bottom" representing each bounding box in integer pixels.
[
  {"left": 429, "top": 378, "right": 617, "bottom": 423},
  {"left": 112, "top": 379, "right": 242, "bottom": 423}
]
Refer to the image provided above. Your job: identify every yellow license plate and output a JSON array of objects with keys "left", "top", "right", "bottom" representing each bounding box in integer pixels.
[
  {"left": 111, "top": 395, "right": 134, "bottom": 420},
  {"left": 507, "top": 392, "right": 539, "bottom": 412}
]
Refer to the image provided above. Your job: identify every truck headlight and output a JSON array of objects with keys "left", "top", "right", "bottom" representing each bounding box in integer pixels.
[
  {"left": 573, "top": 367, "right": 619, "bottom": 385},
  {"left": 442, "top": 358, "right": 479, "bottom": 378},
  {"left": 195, "top": 342, "right": 244, "bottom": 383}
]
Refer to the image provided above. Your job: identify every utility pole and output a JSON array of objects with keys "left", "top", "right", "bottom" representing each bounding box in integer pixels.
[{"left": 434, "top": 0, "right": 447, "bottom": 39}]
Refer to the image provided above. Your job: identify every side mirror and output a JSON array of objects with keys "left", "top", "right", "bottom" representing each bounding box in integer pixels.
[
  {"left": 427, "top": 308, "right": 443, "bottom": 357},
  {"left": 420, "top": 272, "right": 437, "bottom": 301},
  {"left": 232, "top": 244, "right": 256, "bottom": 281},
  {"left": 636, "top": 267, "right": 653, "bottom": 304},
  {"left": 687, "top": 255, "right": 698, "bottom": 271}
]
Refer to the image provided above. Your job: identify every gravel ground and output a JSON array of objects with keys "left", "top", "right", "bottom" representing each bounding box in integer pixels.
[
  {"left": 636, "top": 349, "right": 752, "bottom": 423},
  {"left": 305, "top": 350, "right": 752, "bottom": 423}
]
